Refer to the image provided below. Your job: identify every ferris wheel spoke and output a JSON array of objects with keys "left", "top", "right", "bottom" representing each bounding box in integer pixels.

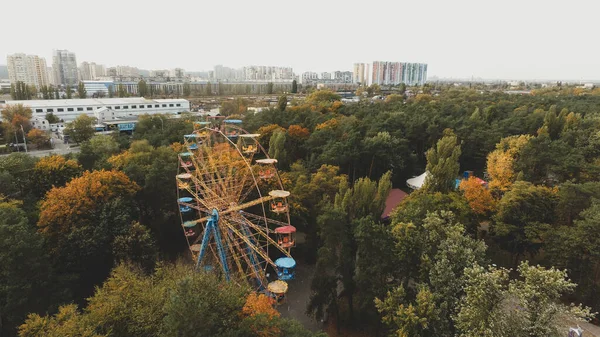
[
  {"left": 240, "top": 211, "right": 290, "bottom": 229},
  {"left": 221, "top": 218, "right": 266, "bottom": 285},
  {"left": 228, "top": 214, "right": 292, "bottom": 258},
  {"left": 221, "top": 218, "right": 277, "bottom": 269},
  {"left": 221, "top": 225, "right": 247, "bottom": 280}
]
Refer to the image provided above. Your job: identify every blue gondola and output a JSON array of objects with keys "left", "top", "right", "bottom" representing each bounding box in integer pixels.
[{"left": 275, "top": 257, "right": 296, "bottom": 281}]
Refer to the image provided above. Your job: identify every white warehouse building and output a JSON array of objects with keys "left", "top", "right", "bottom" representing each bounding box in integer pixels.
[{"left": 0, "top": 98, "right": 190, "bottom": 130}]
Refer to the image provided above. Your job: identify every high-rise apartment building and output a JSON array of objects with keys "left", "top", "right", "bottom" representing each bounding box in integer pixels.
[
  {"left": 401, "top": 63, "right": 428, "bottom": 86},
  {"left": 353, "top": 63, "right": 368, "bottom": 85},
  {"left": 301, "top": 72, "right": 318, "bottom": 84},
  {"left": 321, "top": 72, "right": 332, "bottom": 80},
  {"left": 52, "top": 49, "right": 78, "bottom": 86},
  {"left": 90, "top": 63, "right": 106, "bottom": 79},
  {"left": 371, "top": 61, "right": 427, "bottom": 86},
  {"left": 116, "top": 65, "right": 139, "bottom": 77},
  {"left": 334, "top": 71, "right": 353, "bottom": 83},
  {"left": 6, "top": 53, "right": 50, "bottom": 88},
  {"left": 79, "top": 62, "right": 92, "bottom": 81}
]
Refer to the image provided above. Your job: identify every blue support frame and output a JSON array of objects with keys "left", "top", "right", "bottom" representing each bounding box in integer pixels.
[
  {"left": 241, "top": 223, "right": 264, "bottom": 290},
  {"left": 196, "top": 209, "right": 231, "bottom": 281}
]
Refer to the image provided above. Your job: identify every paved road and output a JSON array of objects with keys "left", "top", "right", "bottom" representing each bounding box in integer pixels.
[
  {"left": 22, "top": 147, "right": 81, "bottom": 158},
  {"left": 1, "top": 133, "right": 80, "bottom": 158}
]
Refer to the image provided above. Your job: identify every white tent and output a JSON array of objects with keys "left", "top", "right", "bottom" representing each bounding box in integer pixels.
[{"left": 406, "top": 171, "right": 430, "bottom": 190}]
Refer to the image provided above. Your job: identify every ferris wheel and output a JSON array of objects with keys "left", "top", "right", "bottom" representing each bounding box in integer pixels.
[{"left": 176, "top": 118, "right": 297, "bottom": 300}]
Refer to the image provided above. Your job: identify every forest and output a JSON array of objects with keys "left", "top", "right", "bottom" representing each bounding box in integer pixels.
[{"left": 1, "top": 84, "right": 600, "bottom": 336}]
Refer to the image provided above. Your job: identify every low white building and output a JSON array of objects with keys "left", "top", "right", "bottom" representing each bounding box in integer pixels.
[{"left": 0, "top": 98, "right": 190, "bottom": 129}]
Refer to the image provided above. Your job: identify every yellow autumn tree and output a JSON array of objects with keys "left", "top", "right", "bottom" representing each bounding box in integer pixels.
[
  {"left": 486, "top": 150, "right": 514, "bottom": 192},
  {"left": 459, "top": 177, "right": 495, "bottom": 215},
  {"left": 486, "top": 135, "right": 532, "bottom": 193},
  {"left": 38, "top": 170, "right": 139, "bottom": 242},
  {"left": 32, "top": 155, "right": 82, "bottom": 198},
  {"left": 257, "top": 124, "right": 285, "bottom": 145}
]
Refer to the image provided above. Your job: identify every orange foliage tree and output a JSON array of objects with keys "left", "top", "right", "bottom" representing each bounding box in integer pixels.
[
  {"left": 38, "top": 170, "right": 140, "bottom": 248},
  {"left": 32, "top": 155, "right": 82, "bottom": 198},
  {"left": 286, "top": 125, "right": 310, "bottom": 140},
  {"left": 1, "top": 104, "right": 32, "bottom": 129},
  {"left": 242, "top": 293, "right": 280, "bottom": 337},
  {"left": 27, "top": 128, "right": 50, "bottom": 148},
  {"left": 459, "top": 176, "right": 495, "bottom": 215},
  {"left": 315, "top": 118, "right": 338, "bottom": 131},
  {"left": 242, "top": 293, "right": 279, "bottom": 318}
]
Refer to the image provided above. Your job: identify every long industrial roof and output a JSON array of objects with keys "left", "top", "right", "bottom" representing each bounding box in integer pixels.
[{"left": 2, "top": 98, "right": 189, "bottom": 107}]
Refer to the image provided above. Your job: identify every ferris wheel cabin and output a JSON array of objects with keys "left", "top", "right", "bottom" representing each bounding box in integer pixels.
[
  {"left": 239, "top": 134, "right": 260, "bottom": 154},
  {"left": 275, "top": 225, "right": 296, "bottom": 249},
  {"left": 179, "top": 152, "right": 194, "bottom": 170},
  {"left": 176, "top": 171, "right": 192, "bottom": 190},
  {"left": 269, "top": 190, "right": 290, "bottom": 213},
  {"left": 274, "top": 257, "right": 296, "bottom": 281},
  {"left": 256, "top": 158, "right": 278, "bottom": 179},
  {"left": 223, "top": 119, "right": 243, "bottom": 138}
]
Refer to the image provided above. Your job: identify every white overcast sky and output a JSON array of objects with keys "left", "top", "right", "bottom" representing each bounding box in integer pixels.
[{"left": 1, "top": 0, "right": 598, "bottom": 80}]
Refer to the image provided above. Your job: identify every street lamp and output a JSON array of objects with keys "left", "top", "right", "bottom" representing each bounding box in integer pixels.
[
  {"left": 151, "top": 115, "right": 164, "bottom": 131},
  {"left": 20, "top": 125, "right": 28, "bottom": 153}
]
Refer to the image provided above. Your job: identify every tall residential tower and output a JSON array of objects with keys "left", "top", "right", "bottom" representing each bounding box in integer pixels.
[
  {"left": 371, "top": 61, "right": 427, "bottom": 86},
  {"left": 6, "top": 53, "right": 50, "bottom": 88},
  {"left": 52, "top": 49, "right": 78, "bottom": 86}
]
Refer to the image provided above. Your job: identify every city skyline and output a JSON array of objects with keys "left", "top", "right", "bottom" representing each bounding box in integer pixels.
[{"left": 1, "top": 0, "right": 599, "bottom": 81}]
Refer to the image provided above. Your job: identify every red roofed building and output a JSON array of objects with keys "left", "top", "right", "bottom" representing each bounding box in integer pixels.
[{"left": 381, "top": 188, "right": 409, "bottom": 221}]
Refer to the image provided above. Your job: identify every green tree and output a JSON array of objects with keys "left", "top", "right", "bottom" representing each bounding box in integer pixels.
[
  {"left": 64, "top": 114, "right": 96, "bottom": 143},
  {"left": 545, "top": 200, "right": 600, "bottom": 311},
  {"left": 0, "top": 153, "right": 38, "bottom": 198},
  {"left": 19, "top": 304, "right": 104, "bottom": 337},
  {"left": 54, "top": 87, "right": 59, "bottom": 99},
  {"left": 456, "top": 262, "right": 593, "bottom": 337},
  {"left": 268, "top": 129, "right": 288, "bottom": 169},
  {"left": 376, "top": 211, "right": 487, "bottom": 336},
  {"left": 267, "top": 81, "right": 274, "bottom": 94},
  {"left": 45, "top": 112, "right": 60, "bottom": 124},
  {"left": 22, "top": 262, "right": 323, "bottom": 337},
  {"left": 77, "top": 82, "right": 87, "bottom": 98},
  {"left": 117, "top": 84, "right": 127, "bottom": 98},
  {"left": 308, "top": 173, "right": 391, "bottom": 328},
  {"left": 291, "top": 79, "right": 298, "bottom": 93},
  {"left": 9, "top": 81, "right": 32, "bottom": 100},
  {"left": 77, "top": 134, "right": 120, "bottom": 170},
  {"left": 205, "top": 82, "right": 212, "bottom": 96},
  {"left": 0, "top": 199, "right": 62, "bottom": 337},
  {"left": 37, "top": 170, "right": 142, "bottom": 300},
  {"left": 108, "top": 140, "right": 181, "bottom": 255},
  {"left": 138, "top": 79, "right": 148, "bottom": 97},
  {"left": 41, "top": 85, "right": 50, "bottom": 99},
  {"left": 375, "top": 286, "right": 437, "bottom": 337},
  {"left": 424, "top": 130, "right": 462, "bottom": 193},
  {"left": 108, "top": 85, "right": 114, "bottom": 98},
  {"left": 492, "top": 181, "right": 558, "bottom": 265},
  {"left": 278, "top": 94, "right": 287, "bottom": 111},
  {"left": 182, "top": 83, "right": 191, "bottom": 97},
  {"left": 66, "top": 85, "right": 72, "bottom": 99},
  {"left": 112, "top": 221, "right": 158, "bottom": 273}
]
